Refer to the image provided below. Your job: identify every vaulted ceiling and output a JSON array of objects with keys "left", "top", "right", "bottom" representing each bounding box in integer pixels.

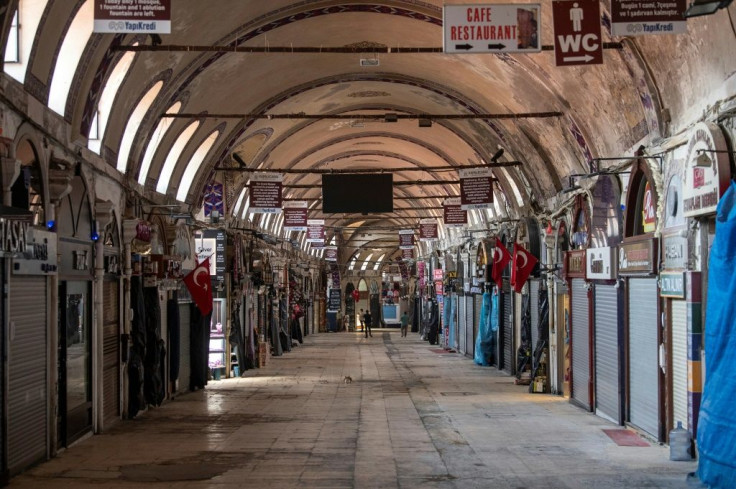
[{"left": 4, "top": 0, "right": 735, "bottom": 265}]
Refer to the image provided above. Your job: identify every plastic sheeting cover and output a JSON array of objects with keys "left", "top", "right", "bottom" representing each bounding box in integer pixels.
[
  {"left": 697, "top": 180, "right": 736, "bottom": 488},
  {"left": 474, "top": 292, "right": 493, "bottom": 366}
]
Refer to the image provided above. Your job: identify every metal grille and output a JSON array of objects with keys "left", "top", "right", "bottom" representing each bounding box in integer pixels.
[
  {"left": 8, "top": 276, "right": 47, "bottom": 474},
  {"left": 571, "top": 278, "right": 590, "bottom": 410},
  {"left": 458, "top": 296, "right": 466, "bottom": 354},
  {"left": 628, "top": 278, "right": 659, "bottom": 438},
  {"left": 103, "top": 280, "right": 120, "bottom": 428},
  {"left": 595, "top": 284, "right": 620, "bottom": 424},
  {"left": 530, "top": 280, "right": 540, "bottom": 353},
  {"left": 178, "top": 302, "right": 191, "bottom": 393},
  {"left": 502, "top": 279, "right": 512, "bottom": 374},
  {"left": 671, "top": 299, "right": 688, "bottom": 430}
]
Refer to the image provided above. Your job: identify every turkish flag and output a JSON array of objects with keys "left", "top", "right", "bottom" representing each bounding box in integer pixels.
[
  {"left": 491, "top": 237, "right": 512, "bottom": 287},
  {"left": 183, "top": 257, "right": 213, "bottom": 315},
  {"left": 511, "top": 243, "right": 538, "bottom": 293}
]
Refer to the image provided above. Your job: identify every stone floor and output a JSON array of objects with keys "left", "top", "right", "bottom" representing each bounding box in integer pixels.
[{"left": 9, "top": 330, "right": 696, "bottom": 488}]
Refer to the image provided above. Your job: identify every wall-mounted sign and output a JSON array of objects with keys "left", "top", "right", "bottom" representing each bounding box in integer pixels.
[
  {"left": 443, "top": 4, "right": 542, "bottom": 53},
  {"left": 325, "top": 246, "right": 338, "bottom": 262},
  {"left": 460, "top": 168, "right": 493, "bottom": 210},
  {"left": 610, "top": 0, "right": 686, "bottom": 37},
  {"left": 135, "top": 221, "right": 152, "bottom": 242},
  {"left": 564, "top": 249, "right": 586, "bottom": 278},
  {"left": 586, "top": 246, "right": 616, "bottom": 280},
  {"left": 399, "top": 229, "right": 415, "bottom": 250},
  {"left": 618, "top": 238, "right": 657, "bottom": 275},
  {"left": 552, "top": 0, "right": 602, "bottom": 66},
  {"left": 443, "top": 197, "right": 467, "bottom": 227},
  {"left": 642, "top": 181, "right": 656, "bottom": 233},
  {"left": 662, "top": 233, "right": 688, "bottom": 270},
  {"left": 433, "top": 269, "right": 444, "bottom": 281},
  {"left": 660, "top": 271, "right": 685, "bottom": 298},
  {"left": 328, "top": 289, "right": 341, "bottom": 311},
  {"left": 0, "top": 218, "right": 29, "bottom": 256},
  {"left": 249, "top": 172, "right": 283, "bottom": 213},
  {"left": 283, "top": 201, "right": 308, "bottom": 231},
  {"left": 12, "top": 228, "right": 58, "bottom": 275},
  {"left": 683, "top": 122, "right": 731, "bottom": 218},
  {"left": 93, "top": 0, "right": 171, "bottom": 34},
  {"left": 194, "top": 229, "right": 226, "bottom": 284},
  {"left": 419, "top": 219, "right": 438, "bottom": 241}
]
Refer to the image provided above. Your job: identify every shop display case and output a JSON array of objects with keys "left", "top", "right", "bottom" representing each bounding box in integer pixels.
[{"left": 208, "top": 298, "right": 227, "bottom": 377}]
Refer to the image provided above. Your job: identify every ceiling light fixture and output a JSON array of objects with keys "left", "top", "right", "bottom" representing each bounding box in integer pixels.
[
  {"left": 684, "top": 0, "right": 733, "bottom": 17},
  {"left": 490, "top": 148, "right": 505, "bottom": 162},
  {"left": 418, "top": 118, "right": 432, "bottom": 128}
]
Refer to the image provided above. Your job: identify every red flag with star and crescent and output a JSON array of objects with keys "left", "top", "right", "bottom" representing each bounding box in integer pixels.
[
  {"left": 511, "top": 243, "right": 538, "bottom": 293},
  {"left": 183, "top": 257, "right": 213, "bottom": 315},
  {"left": 491, "top": 237, "right": 512, "bottom": 287}
]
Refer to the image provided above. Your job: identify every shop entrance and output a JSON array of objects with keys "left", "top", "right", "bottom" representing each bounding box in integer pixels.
[{"left": 57, "top": 280, "right": 92, "bottom": 448}]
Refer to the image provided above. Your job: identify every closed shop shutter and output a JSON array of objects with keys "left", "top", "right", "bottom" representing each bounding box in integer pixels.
[
  {"left": 530, "top": 280, "right": 540, "bottom": 353},
  {"left": 8, "top": 276, "right": 47, "bottom": 474},
  {"left": 628, "top": 278, "right": 659, "bottom": 438},
  {"left": 178, "top": 302, "right": 191, "bottom": 393},
  {"left": 102, "top": 280, "right": 120, "bottom": 428},
  {"left": 502, "top": 279, "right": 513, "bottom": 374},
  {"left": 595, "top": 284, "right": 620, "bottom": 424},
  {"left": 571, "top": 278, "right": 590, "bottom": 410},
  {"left": 671, "top": 299, "right": 688, "bottom": 430},
  {"left": 465, "top": 296, "right": 474, "bottom": 357},
  {"left": 458, "top": 297, "right": 466, "bottom": 354}
]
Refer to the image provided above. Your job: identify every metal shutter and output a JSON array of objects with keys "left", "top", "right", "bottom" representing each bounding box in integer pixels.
[
  {"left": 465, "top": 296, "right": 474, "bottom": 357},
  {"left": 8, "top": 276, "right": 47, "bottom": 474},
  {"left": 628, "top": 278, "right": 659, "bottom": 438},
  {"left": 671, "top": 299, "right": 688, "bottom": 430},
  {"left": 178, "top": 302, "right": 191, "bottom": 393},
  {"left": 530, "top": 280, "right": 540, "bottom": 353},
  {"left": 595, "top": 284, "right": 620, "bottom": 424},
  {"left": 450, "top": 295, "right": 458, "bottom": 350},
  {"left": 102, "top": 280, "right": 120, "bottom": 429},
  {"left": 571, "top": 278, "right": 590, "bottom": 410},
  {"left": 502, "top": 280, "right": 513, "bottom": 374},
  {"left": 458, "top": 296, "right": 466, "bottom": 354}
]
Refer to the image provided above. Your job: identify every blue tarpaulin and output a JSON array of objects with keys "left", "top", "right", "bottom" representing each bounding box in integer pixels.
[
  {"left": 474, "top": 292, "right": 493, "bottom": 366},
  {"left": 697, "top": 180, "right": 736, "bottom": 488},
  {"left": 448, "top": 295, "right": 456, "bottom": 348}
]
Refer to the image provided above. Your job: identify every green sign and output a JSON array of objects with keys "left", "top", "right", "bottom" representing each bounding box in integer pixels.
[{"left": 660, "top": 271, "right": 685, "bottom": 298}]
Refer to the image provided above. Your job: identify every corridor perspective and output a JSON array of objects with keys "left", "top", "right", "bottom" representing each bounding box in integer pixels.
[{"left": 9, "top": 331, "right": 695, "bottom": 489}]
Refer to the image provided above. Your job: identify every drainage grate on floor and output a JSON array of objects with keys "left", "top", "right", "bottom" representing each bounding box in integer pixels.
[{"left": 440, "top": 392, "right": 478, "bottom": 396}]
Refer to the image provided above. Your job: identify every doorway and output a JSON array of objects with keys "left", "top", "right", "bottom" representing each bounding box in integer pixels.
[{"left": 58, "top": 280, "right": 92, "bottom": 447}]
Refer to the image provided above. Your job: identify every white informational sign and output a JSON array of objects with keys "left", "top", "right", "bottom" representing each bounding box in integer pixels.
[
  {"left": 249, "top": 172, "right": 283, "bottom": 214},
  {"left": 283, "top": 201, "right": 308, "bottom": 231},
  {"left": 586, "top": 247, "right": 616, "bottom": 280},
  {"left": 683, "top": 122, "right": 731, "bottom": 218},
  {"left": 443, "top": 4, "right": 542, "bottom": 54},
  {"left": 94, "top": 0, "right": 171, "bottom": 34},
  {"left": 610, "top": 0, "right": 686, "bottom": 37}
]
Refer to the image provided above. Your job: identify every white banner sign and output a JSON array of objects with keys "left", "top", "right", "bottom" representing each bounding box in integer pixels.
[
  {"left": 443, "top": 4, "right": 542, "bottom": 54},
  {"left": 94, "top": 0, "right": 171, "bottom": 34}
]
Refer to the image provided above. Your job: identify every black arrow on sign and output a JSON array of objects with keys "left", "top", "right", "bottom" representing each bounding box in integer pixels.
[
  {"left": 455, "top": 44, "right": 473, "bottom": 50},
  {"left": 488, "top": 43, "right": 506, "bottom": 50}
]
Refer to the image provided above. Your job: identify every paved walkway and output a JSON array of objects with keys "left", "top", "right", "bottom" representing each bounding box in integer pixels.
[{"left": 10, "top": 330, "right": 696, "bottom": 488}]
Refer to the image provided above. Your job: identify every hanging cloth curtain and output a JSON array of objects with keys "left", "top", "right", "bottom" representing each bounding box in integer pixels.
[
  {"left": 474, "top": 292, "right": 493, "bottom": 366},
  {"left": 697, "top": 180, "right": 736, "bottom": 487}
]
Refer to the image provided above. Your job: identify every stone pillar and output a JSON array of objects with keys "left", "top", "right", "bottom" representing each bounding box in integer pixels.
[{"left": 93, "top": 201, "right": 114, "bottom": 432}]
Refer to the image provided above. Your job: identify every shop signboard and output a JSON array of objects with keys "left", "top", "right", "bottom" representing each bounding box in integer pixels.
[
  {"left": 399, "top": 229, "right": 415, "bottom": 250},
  {"left": 249, "top": 172, "right": 283, "bottom": 213},
  {"left": 610, "top": 0, "right": 686, "bottom": 36},
  {"left": 660, "top": 271, "right": 685, "bottom": 298},
  {"left": 443, "top": 4, "right": 542, "bottom": 53},
  {"left": 283, "top": 201, "right": 308, "bottom": 231},
  {"left": 194, "top": 229, "right": 226, "bottom": 284},
  {"left": 420, "top": 219, "right": 438, "bottom": 241},
  {"left": 328, "top": 289, "right": 341, "bottom": 311},
  {"left": 12, "top": 228, "right": 58, "bottom": 275},
  {"left": 618, "top": 238, "right": 657, "bottom": 275},
  {"left": 460, "top": 168, "right": 493, "bottom": 210},
  {"left": 586, "top": 246, "right": 616, "bottom": 280},
  {"left": 94, "top": 0, "right": 171, "bottom": 34},
  {"left": 564, "top": 249, "right": 586, "bottom": 279},
  {"left": 683, "top": 122, "right": 731, "bottom": 218},
  {"left": 662, "top": 233, "right": 688, "bottom": 270},
  {"left": 443, "top": 197, "right": 467, "bottom": 227},
  {"left": 433, "top": 269, "right": 444, "bottom": 281}
]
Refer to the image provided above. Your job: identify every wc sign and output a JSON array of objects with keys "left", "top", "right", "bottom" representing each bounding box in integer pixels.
[{"left": 552, "top": 1, "right": 602, "bottom": 66}]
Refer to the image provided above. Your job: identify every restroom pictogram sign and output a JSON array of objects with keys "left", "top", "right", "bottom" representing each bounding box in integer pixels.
[{"left": 552, "top": 1, "right": 603, "bottom": 66}]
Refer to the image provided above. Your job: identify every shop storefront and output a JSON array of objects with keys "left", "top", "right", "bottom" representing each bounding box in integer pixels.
[
  {"left": 565, "top": 249, "right": 590, "bottom": 411},
  {"left": 498, "top": 233, "right": 514, "bottom": 375},
  {"left": 101, "top": 213, "right": 122, "bottom": 429}
]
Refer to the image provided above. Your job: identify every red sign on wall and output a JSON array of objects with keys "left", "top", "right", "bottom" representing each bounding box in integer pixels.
[{"left": 552, "top": 1, "right": 602, "bottom": 66}]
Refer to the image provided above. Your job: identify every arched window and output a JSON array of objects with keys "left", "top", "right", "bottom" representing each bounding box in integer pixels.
[
  {"left": 373, "top": 253, "right": 385, "bottom": 271},
  {"left": 137, "top": 101, "right": 182, "bottom": 185},
  {"left": 154, "top": 120, "right": 200, "bottom": 192},
  {"left": 175, "top": 130, "right": 219, "bottom": 201},
  {"left": 361, "top": 253, "right": 373, "bottom": 271},
  {"left": 240, "top": 196, "right": 251, "bottom": 220},
  {"left": 48, "top": 0, "right": 93, "bottom": 115},
  {"left": 232, "top": 188, "right": 246, "bottom": 216},
  {"left": 117, "top": 81, "right": 163, "bottom": 172},
  {"left": 4, "top": 0, "right": 50, "bottom": 82},
  {"left": 88, "top": 47, "right": 137, "bottom": 153}
]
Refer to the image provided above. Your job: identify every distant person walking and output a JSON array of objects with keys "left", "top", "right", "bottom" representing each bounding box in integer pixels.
[
  {"left": 400, "top": 311, "right": 409, "bottom": 337},
  {"left": 359, "top": 309, "right": 365, "bottom": 332},
  {"left": 363, "top": 310, "right": 372, "bottom": 338}
]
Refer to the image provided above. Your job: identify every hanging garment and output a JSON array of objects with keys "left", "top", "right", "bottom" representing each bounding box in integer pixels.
[
  {"left": 427, "top": 301, "right": 440, "bottom": 345},
  {"left": 128, "top": 276, "right": 146, "bottom": 418},
  {"left": 190, "top": 306, "right": 212, "bottom": 390},
  {"left": 697, "top": 180, "right": 736, "bottom": 488},
  {"left": 229, "top": 304, "right": 247, "bottom": 371},
  {"left": 144, "top": 286, "right": 164, "bottom": 406},
  {"left": 168, "top": 292, "right": 180, "bottom": 383},
  {"left": 474, "top": 292, "right": 493, "bottom": 366}
]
